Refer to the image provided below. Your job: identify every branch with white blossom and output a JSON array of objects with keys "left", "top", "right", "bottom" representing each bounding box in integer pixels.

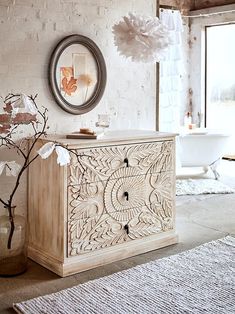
[{"left": 0, "top": 93, "right": 88, "bottom": 250}]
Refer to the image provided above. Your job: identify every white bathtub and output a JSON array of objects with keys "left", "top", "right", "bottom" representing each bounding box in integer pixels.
[{"left": 177, "top": 130, "right": 231, "bottom": 179}]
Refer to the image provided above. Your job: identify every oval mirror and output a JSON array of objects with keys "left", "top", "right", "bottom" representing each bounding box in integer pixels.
[{"left": 48, "top": 34, "right": 107, "bottom": 115}]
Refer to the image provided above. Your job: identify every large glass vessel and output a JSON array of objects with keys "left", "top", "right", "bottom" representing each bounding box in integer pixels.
[{"left": 0, "top": 207, "right": 27, "bottom": 277}]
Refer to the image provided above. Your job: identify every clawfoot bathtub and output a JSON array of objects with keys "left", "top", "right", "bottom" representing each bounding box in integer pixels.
[{"left": 177, "top": 131, "right": 231, "bottom": 179}]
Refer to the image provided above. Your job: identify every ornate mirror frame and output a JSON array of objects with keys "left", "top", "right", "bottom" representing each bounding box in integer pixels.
[{"left": 48, "top": 34, "right": 107, "bottom": 115}]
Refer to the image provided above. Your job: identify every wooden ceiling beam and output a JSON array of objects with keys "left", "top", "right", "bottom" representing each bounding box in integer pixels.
[
  {"left": 159, "top": 0, "right": 235, "bottom": 12},
  {"left": 193, "top": 0, "right": 235, "bottom": 10},
  {"left": 159, "top": 0, "right": 195, "bottom": 14}
]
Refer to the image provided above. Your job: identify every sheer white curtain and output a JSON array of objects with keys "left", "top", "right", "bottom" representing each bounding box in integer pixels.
[{"left": 159, "top": 9, "right": 184, "bottom": 132}]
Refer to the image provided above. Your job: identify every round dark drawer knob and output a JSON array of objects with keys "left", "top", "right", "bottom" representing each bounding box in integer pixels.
[
  {"left": 124, "top": 224, "right": 129, "bottom": 234},
  {"left": 124, "top": 158, "right": 129, "bottom": 167},
  {"left": 124, "top": 191, "right": 129, "bottom": 201}
]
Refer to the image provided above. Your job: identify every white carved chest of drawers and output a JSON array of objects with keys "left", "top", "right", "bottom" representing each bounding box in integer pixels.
[{"left": 28, "top": 131, "right": 178, "bottom": 276}]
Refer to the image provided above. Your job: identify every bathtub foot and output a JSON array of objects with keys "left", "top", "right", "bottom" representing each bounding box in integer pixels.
[
  {"left": 211, "top": 168, "right": 220, "bottom": 180},
  {"left": 210, "top": 159, "right": 221, "bottom": 180}
]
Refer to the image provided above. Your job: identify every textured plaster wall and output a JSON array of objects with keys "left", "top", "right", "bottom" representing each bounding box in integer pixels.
[
  {"left": 159, "top": 18, "right": 190, "bottom": 132},
  {"left": 179, "top": 20, "right": 190, "bottom": 127},
  {"left": 189, "top": 4, "right": 235, "bottom": 126},
  {"left": 0, "top": 0, "right": 156, "bottom": 214}
]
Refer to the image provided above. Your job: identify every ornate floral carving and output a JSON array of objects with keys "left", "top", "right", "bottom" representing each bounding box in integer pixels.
[
  {"left": 149, "top": 141, "right": 173, "bottom": 174},
  {"left": 69, "top": 214, "right": 128, "bottom": 255},
  {"left": 68, "top": 180, "right": 105, "bottom": 219},
  {"left": 128, "top": 212, "right": 162, "bottom": 239},
  {"left": 67, "top": 140, "right": 174, "bottom": 256},
  {"left": 149, "top": 171, "right": 174, "bottom": 230},
  {"left": 104, "top": 167, "right": 146, "bottom": 222},
  {"left": 68, "top": 141, "right": 173, "bottom": 184}
]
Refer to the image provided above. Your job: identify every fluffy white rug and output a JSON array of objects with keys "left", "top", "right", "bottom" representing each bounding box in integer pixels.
[
  {"left": 176, "top": 178, "right": 235, "bottom": 196},
  {"left": 13, "top": 236, "right": 235, "bottom": 314}
]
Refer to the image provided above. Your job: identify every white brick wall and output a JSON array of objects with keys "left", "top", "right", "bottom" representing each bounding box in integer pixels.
[{"left": 0, "top": 0, "right": 156, "bottom": 214}]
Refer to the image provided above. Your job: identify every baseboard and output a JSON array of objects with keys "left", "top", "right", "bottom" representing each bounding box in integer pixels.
[{"left": 28, "top": 231, "right": 178, "bottom": 277}]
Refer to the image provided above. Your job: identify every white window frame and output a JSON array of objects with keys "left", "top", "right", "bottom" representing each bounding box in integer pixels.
[{"left": 189, "top": 4, "right": 235, "bottom": 127}]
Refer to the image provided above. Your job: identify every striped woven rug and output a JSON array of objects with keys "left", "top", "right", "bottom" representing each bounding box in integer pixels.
[{"left": 13, "top": 237, "right": 235, "bottom": 314}]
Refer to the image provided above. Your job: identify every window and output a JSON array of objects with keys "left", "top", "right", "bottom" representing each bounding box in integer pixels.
[{"left": 205, "top": 24, "right": 235, "bottom": 132}]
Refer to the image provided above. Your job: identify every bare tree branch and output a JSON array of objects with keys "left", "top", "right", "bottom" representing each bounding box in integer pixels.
[
  {"left": 0, "top": 93, "right": 88, "bottom": 250},
  {"left": 0, "top": 93, "right": 49, "bottom": 249}
]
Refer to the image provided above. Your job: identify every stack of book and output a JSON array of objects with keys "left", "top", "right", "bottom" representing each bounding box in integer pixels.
[{"left": 66, "top": 128, "right": 97, "bottom": 139}]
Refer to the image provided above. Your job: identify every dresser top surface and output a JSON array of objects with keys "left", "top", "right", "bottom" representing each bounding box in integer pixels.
[{"left": 42, "top": 130, "right": 176, "bottom": 147}]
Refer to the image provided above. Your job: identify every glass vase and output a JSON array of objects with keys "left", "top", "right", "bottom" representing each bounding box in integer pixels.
[{"left": 0, "top": 207, "right": 27, "bottom": 276}]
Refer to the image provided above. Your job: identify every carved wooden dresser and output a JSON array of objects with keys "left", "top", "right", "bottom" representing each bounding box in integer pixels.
[{"left": 28, "top": 130, "right": 178, "bottom": 276}]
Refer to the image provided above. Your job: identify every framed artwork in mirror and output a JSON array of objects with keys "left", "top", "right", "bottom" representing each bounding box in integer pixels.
[{"left": 48, "top": 34, "right": 107, "bottom": 115}]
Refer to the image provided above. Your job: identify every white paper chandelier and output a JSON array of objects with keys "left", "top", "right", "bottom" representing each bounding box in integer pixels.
[{"left": 113, "top": 13, "right": 171, "bottom": 63}]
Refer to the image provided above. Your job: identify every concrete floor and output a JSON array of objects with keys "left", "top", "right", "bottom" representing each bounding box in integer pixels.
[{"left": 0, "top": 160, "right": 235, "bottom": 313}]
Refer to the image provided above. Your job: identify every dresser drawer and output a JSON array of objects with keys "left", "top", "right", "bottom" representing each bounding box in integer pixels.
[
  {"left": 67, "top": 201, "right": 173, "bottom": 257},
  {"left": 67, "top": 209, "right": 162, "bottom": 256},
  {"left": 68, "top": 140, "right": 174, "bottom": 185},
  {"left": 68, "top": 169, "right": 174, "bottom": 220}
]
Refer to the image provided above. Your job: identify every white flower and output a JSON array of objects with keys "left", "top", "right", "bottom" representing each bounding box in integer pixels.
[
  {"left": 55, "top": 146, "right": 71, "bottom": 166},
  {"left": 12, "top": 94, "right": 38, "bottom": 115},
  {"left": 37, "top": 142, "right": 71, "bottom": 166},
  {"left": 37, "top": 142, "right": 55, "bottom": 159},
  {"left": 0, "top": 161, "right": 21, "bottom": 176},
  {"left": 113, "top": 13, "right": 171, "bottom": 63},
  {"left": 6, "top": 161, "right": 21, "bottom": 176}
]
